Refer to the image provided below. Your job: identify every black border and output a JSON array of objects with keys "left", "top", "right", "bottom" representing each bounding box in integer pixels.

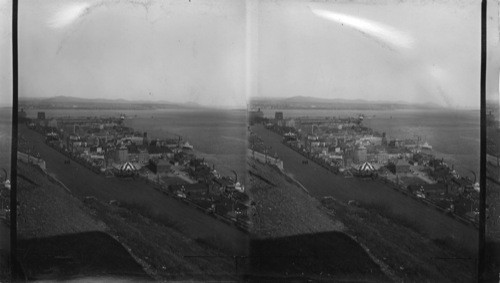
[
  {"left": 479, "top": 0, "right": 487, "bottom": 282},
  {"left": 6, "top": 0, "right": 492, "bottom": 281},
  {"left": 10, "top": 0, "right": 19, "bottom": 280}
]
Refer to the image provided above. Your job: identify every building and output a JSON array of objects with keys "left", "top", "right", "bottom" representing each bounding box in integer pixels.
[
  {"left": 115, "top": 146, "right": 129, "bottom": 163},
  {"left": 354, "top": 146, "right": 367, "bottom": 164},
  {"left": 285, "top": 118, "right": 296, "bottom": 128},
  {"left": 137, "top": 149, "right": 149, "bottom": 163},
  {"left": 275, "top": 112, "right": 284, "bottom": 120},
  {"left": 360, "top": 136, "right": 382, "bottom": 146},
  {"left": 149, "top": 159, "right": 171, "bottom": 174},
  {"left": 381, "top": 132, "right": 388, "bottom": 146},
  {"left": 184, "top": 183, "right": 209, "bottom": 197},
  {"left": 125, "top": 136, "right": 145, "bottom": 146},
  {"left": 37, "top": 112, "right": 46, "bottom": 120},
  {"left": 394, "top": 159, "right": 411, "bottom": 174},
  {"left": 46, "top": 118, "right": 59, "bottom": 129}
]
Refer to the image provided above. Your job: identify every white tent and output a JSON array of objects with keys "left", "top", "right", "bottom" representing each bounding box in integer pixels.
[
  {"left": 358, "top": 162, "right": 375, "bottom": 172},
  {"left": 120, "top": 162, "right": 137, "bottom": 172}
]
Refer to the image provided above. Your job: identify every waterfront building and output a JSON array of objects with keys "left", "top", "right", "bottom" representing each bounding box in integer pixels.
[
  {"left": 183, "top": 183, "right": 210, "bottom": 197},
  {"left": 376, "top": 152, "right": 390, "bottom": 164},
  {"left": 285, "top": 118, "right": 296, "bottom": 128},
  {"left": 310, "top": 141, "right": 320, "bottom": 148},
  {"left": 275, "top": 112, "right": 284, "bottom": 120},
  {"left": 367, "top": 153, "right": 378, "bottom": 164},
  {"left": 354, "top": 146, "right": 367, "bottom": 164},
  {"left": 360, "top": 136, "right": 382, "bottom": 146},
  {"left": 307, "top": 135, "right": 319, "bottom": 141},
  {"left": 115, "top": 146, "right": 129, "bottom": 163},
  {"left": 122, "top": 136, "right": 145, "bottom": 146},
  {"left": 137, "top": 149, "right": 149, "bottom": 164},
  {"left": 45, "top": 118, "right": 58, "bottom": 129},
  {"left": 388, "top": 139, "right": 404, "bottom": 148},
  {"left": 393, "top": 159, "right": 411, "bottom": 174},
  {"left": 149, "top": 159, "right": 171, "bottom": 174}
]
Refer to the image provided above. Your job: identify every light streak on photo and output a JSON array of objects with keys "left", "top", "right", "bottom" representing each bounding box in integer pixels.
[
  {"left": 311, "top": 7, "right": 415, "bottom": 50},
  {"left": 48, "top": 2, "right": 92, "bottom": 29}
]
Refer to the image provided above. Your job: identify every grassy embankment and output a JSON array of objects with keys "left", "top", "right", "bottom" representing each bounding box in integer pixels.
[
  {"left": 248, "top": 158, "right": 477, "bottom": 282},
  {"left": 17, "top": 161, "right": 238, "bottom": 281},
  {"left": 320, "top": 196, "right": 477, "bottom": 282},
  {"left": 247, "top": 159, "right": 391, "bottom": 282},
  {"left": 248, "top": 159, "right": 344, "bottom": 238}
]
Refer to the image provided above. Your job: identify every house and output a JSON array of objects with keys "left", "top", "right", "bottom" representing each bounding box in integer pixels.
[
  {"left": 354, "top": 146, "right": 367, "bottom": 164},
  {"left": 275, "top": 112, "right": 284, "bottom": 120},
  {"left": 137, "top": 149, "right": 149, "bottom": 164},
  {"left": 149, "top": 159, "right": 171, "bottom": 174},
  {"left": 394, "top": 159, "right": 411, "bottom": 174},
  {"left": 115, "top": 146, "right": 129, "bottom": 163},
  {"left": 184, "top": 183, "right": 209, "bottom": 197},
  {"left": 285, "top": 118, "right": 296, "bottom": 128},
  {"left": 47, "top": 118, "right": 59, "bottom": 128},
  {"left": 37, "top": 112, "right": 45, "bottom": 120}
]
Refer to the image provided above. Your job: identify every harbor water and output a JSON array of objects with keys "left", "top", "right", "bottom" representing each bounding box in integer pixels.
[{"left": 261, "top": 108, "right": 480, "bottom": 179}]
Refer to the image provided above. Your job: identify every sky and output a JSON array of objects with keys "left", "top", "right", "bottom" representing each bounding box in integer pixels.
[
  {"left": 252, "top": 0, "right": 500, "bottom": 109},
  {"left": 0, "top": 0, "right": 499, "bottom": 109},
  {"left": 2, "top": 0, "right": 247, "bottom": 108}
]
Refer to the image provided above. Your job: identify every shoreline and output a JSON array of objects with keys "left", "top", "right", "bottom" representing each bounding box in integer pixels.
[
  {"left": 18, "top": 123, "right": 250, "bottom": 255},
  {"left": 260, "top": 108, "right": 480, "bottom": 177},
  {"left": 251, "top": 123, "right": 479, "bottom": 254}
]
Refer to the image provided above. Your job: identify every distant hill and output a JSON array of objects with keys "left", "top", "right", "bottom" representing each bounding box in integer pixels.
[
  {"left": 18, "top": 96, "right": 204, "bottom": 110},
  {"left": 250, "top": 96, "right": 443, "bottom": 110}
]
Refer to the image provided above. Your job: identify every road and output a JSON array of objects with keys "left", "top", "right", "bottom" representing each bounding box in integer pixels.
[
  {"left": 20, "top": 125, "right": 249, "bottom": 255},
  {"left": 252, "top": 124, "right": 478, "bottom": 254}
]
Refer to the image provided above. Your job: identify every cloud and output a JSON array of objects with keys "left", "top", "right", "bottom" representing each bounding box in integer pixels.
[
  {"left": 48, "top": 2, "right": 92, "bottom": 29},
  {"left": 311, "top": 7, "right": 415, "bottom": 50}
]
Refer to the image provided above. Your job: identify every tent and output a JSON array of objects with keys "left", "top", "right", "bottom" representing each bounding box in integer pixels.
[
  {"left": 358, "top": 162, "right": 375, "bottom": 172},
  {"left": 120, "top": 162, "right": 137, "bottom": 172}
]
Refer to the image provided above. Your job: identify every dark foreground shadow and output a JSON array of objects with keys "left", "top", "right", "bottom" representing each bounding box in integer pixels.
[
  {"left": 246, "top": 231, "right": 390, "bottom": 282},
  {"left": 484, "top": 241, "right": 500, "bottom": 283},
  {"left": 17, "top": 231, "right": 151, "bottom": 281}
]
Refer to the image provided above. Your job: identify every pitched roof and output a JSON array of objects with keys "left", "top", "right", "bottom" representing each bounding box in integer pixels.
[
  {"left": 395, "top": 159, "right": 411, "bottom": 167},
  {"left": 120, "top": 162, "right": 136, "bottom": 171},
  {"left": 358, "top": 162, "right": 375, "bottom": 171}
]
